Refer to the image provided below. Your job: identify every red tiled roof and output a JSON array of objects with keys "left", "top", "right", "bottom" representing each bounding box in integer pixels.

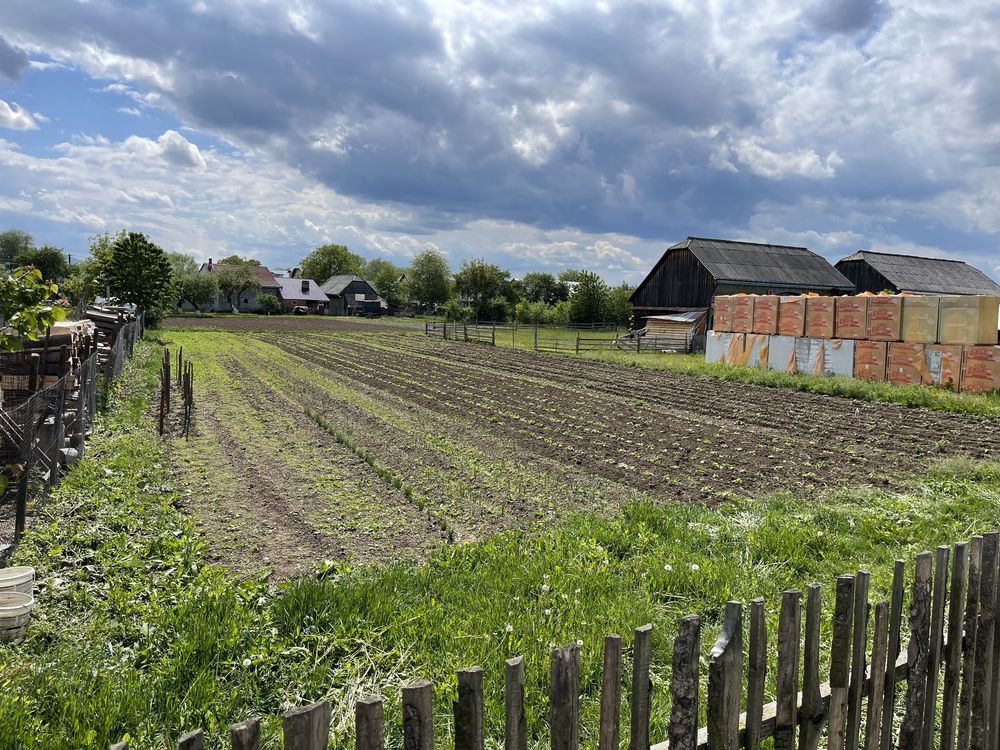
[{"left": 201, "top": 262, "right": 280, "bottom": 288}]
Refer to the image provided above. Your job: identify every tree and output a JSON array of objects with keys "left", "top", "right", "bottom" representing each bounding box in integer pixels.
[
  {"left": 0, "top": 267, "right": 66, "bottom": 350},
  {"left": 405, "top": 249, "right": 451, "bottom": 311},
  {"left": 168, "top": 251, "right": 199, "bottom": 275},
  {"left": 299, "top": 243, "right": 364, "bottom": 283},
  {"left": 217, "top": 255, "right": 260, "bottom": 267},
  {"left": 216, "top": 265, "right": 260, "bottom": 310},
  {"left": 364, "top": 258, "right": 406, "bottom": 309},
  {"left": 520, "top": 272, "right": 569, "bottom": 304},
  {"left": 258, "top": 294, "right": 281, "bottom": 315},
  {"left": 14, "top": 245, "right": 70, "bottom": 282},
  {"left": 606, "top": 283, "right": 635, "bottom": 328},
  {"left": 104, "top": 232, "right": 175, "bottom": 314},
  {"left": 176, "top": 272, "right": 219, "bottom": 311},
  {"left": 568, "top": 271, "right": 609, "bottom": 324},
  {"left": 454, "top": 259, "right": 510, "bottom": 319},
  {"left": 559, "top": 269, "right": 588, "bottom": 284},
  {"left": 0, "top": 230, "right": 34, "bottom": 265}
]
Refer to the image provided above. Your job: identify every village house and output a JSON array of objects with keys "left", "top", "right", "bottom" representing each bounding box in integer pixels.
[
  {"left": 198, "top": 259, "right": 283, "bottom": 313},
  {"left": 319, "top": 275, "right": 386, "bottom": 316}
]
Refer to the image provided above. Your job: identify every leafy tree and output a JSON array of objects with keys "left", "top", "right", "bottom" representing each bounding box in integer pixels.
[
  {"left": 14, "top": 245, "right": 70, "bottom": 282},
  {"left": 514, "top": 300, "right": 550, "bottom": 324},
  {"left": 217, "top": 255, "right": 261, "bottom": 267},
  {"left": 176, "top": 272, "right": 219, "bottom": 311},
  {"left": 299, "top": 243, "right": 364, "bottom": 283},
  {"left": 568, "top": 271, "right": 609, "bottom": 324},
  {"left": 364, "top": 258, "right": 406, "bottom": 309},
  {"left": 258, "top": 294, "right": 281, "bottom": 315},
  {"left": 558, "top": 269, "right": 588, "bottom": 284},
  {"left": 454, "top": 259, "right": 510, "bottom": 319},
  {"left": 405, "top": 249, "right": 451, "bottom": 311},
  {"left": 0, "top": 229, "right": 34, "bottom": 265},
  {"left": 520, "top": 272, "right": 569, "bottom": 304},
  {"left": 104, "top": 232, "right": 175, "bottom": 315},
  {"left": 168, "top": 251, "right": 199, "bottom": 275},
  {"left": 545, "top": 300, "right": 572, "bottom": 326},
  {"left": 216, "top": 265, "right": 261, "bottom": 310},
  {"left": 440, "top": 298, "right": 474, "bottom": 322},
  {"left": 606, "top": 283, "right": 635, "bottom": 328},
  {"left": 0, "top": 267, "right": 66, "bottom": 350}
]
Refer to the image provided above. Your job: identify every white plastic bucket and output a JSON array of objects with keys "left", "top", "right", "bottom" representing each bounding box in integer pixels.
[
  {"left": 0, "top": 591, "right": 33, "bottom": 643},
  {"left": 0, "top": 566, "right": 34, "bottom": 596}
]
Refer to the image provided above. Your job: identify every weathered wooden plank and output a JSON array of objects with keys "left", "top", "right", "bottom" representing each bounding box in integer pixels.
[
  {"left": 355, "top": 698, "right": 383, "bottom": 750},
  {"left": 707, "top": 601, "right": 742, "bottom": 750},
  {"left": 957, "top": 536, "right": 983, "bottom": 750},
  {"left": 110, "top": 743, "right": 128, "bottom": 750},
  {"left": 920, "top": 545, "right": 950, "bottom": 750},
  {"left": 456, "top": 667, "right": 484, "bottom": 750},
  {"left": 799, "top": 583, "right": 824, "bottom": 750},
  {"left": 631, "top": 624, "right": 653, "bottom": 750},
  {"left": 775, "top": 590, "right": 800, "bottom": 750},
  {"left": 668, "top": 615, "right": 701, "bottom": 750},
  {"left": 828, "top": 575, "right": 855, "bottom": 750},
  {"left": 864, "top": 601, "right": 890, "bottom": 750},
  {"left": 745, "top": 599, "right": 766, "bottom": 750},
  {"left": 846, "top": 571, "right": 870, "bottom": 750},
  {"left": 940, "top": 542, "right": 968, "bottom": 750},
  {"left": 600, "top": 635, "right": 623, "bottom": 750},
  {"left": 230, "top": 718, "right": 261, "bottom": 750},
  {"left": 989, "top": 534, "right": 1000, "bottom": 750},
  {"left": 551, "top": 643, "right": 580, "bottom": 750},
  {"left": 971, "top": 532, "right": 998, "bottom": 750},
  {"left": 402, "top": 681, "right": 434, "bottom": 750},
  {"left": 176, "top": 729, "right": 204, "bottom": 750},
  {"left": 505, "top": 657, "right": 527, "bottom": 750},
  {"left": 898, "top": 552, "right": 933, "bottom": 750},
  {"left": 879, "top": 560, "right": 905, "bottom": 750}
]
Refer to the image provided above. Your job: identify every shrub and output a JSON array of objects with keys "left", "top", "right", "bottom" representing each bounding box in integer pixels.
[{"left": 258, "top": 294, "right": 281, "bottom": 315}]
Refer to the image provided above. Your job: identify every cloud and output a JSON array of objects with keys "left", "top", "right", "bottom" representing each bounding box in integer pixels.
[
  {"left": 0, "top": 99, "right": 39, "bottom": 130},
  {"left": 806, "top": 0, "right": 890, "bottom": 35},
  {"left": 0, "top": 36, "right": 29, "bottom": 82}
]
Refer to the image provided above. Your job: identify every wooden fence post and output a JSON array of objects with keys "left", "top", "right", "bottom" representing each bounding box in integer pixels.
[
  {"left": 707, "top": 601, "right": 742, "bottom": 750},
  {"left": 898, "top": 552, "right": 932, "bottom": 750},
  {"left": 455, "top": 667, "right": 484, "bottom": 750},
  {"left": 775, "top": 590, "right": 801, "bottom": 750},
  {"left": 864, "top": 601, "right": 890, "bottom": 750},
  {"left": 630, "top": 624, "right": 652, "bottom": 750},
  {"left": 231, "top": 718, "right": 261, "bottom": 750},
  {"left": 828, "top": 575, "right": 855, "bottom": 750},
  {"left": 356, "top": 697, "right": 384, "bottom": 750},
  {"left": 957, "top": 536, "right": 983, "bottom": 750},
  {"left": 551, "top": 643, "right": 580, "bottom": 750},
  {"left": 403, "top": 680, "right": 434, "bottom": 750},
  {"left": 283, "top": 700, "right": 332, "bottom": 750},
  {"left": 971, "top": 532, "right": 998, "bottom": 750},
  {"left": 846, "top": 570, "right": 870, "bottom": 750},
  {"left": 879, "top": 560, "right": 906, "bottom": 750},
  {"left": 599, "top": 635, "right": 622, "bottom": 750},
  {"left": 940, "top": 542, "right": 968, "bottom": 750},
  {"left": 505, "top": 656, "right": 527, "bottom": 750},
  {"left": 800, "top": 583, "right": 824, "bottom": 750},
  {"left": 176, "top": 730, "right": 204, "bottom": 750},
  {"left": 746, "top": 598, "right": 766, "bottom": 750},
  {"left": 668, "top": 615, "right": 700, "bottom": 750},
  {"left": 920, "top": 546, "right": 950, "bottom": 750}
]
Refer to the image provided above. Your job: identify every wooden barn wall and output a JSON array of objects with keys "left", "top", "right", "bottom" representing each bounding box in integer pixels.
[
  {"left": 835, "top": 260, "right": 897, "bottom": 295},
  {"left": 631, "top": 249, "right": 716, "bottom": 309}
]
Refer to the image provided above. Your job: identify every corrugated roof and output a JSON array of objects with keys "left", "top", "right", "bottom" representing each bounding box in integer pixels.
[
  {"left": 275, "top": 277, "right": 330, "bottom": 303},
  {"left": 837, "top": 251, "right": 1000, "bottom": 295},
  {"left": 678, "top": 237, "right": 855, "bottom": 288},
  {"left": 646, "top": 311, "right": 706, "bottom": 323},
  {"left": 320, "top": 274, "right": 364, "bottom": 296}
]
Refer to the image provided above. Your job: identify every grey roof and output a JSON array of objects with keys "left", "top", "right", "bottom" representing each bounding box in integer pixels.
[
  {"left": 837, "top": 251, "right": 1000, "bottom": 295},
  {"left": 275, "top": 277, "right": 330, "bottom": 303},
  {"left": 320, "top": 274, "right": 371, "bottom": 296},
  {"left": 676, "top": 237, "right": 855, "bottom": 289}
]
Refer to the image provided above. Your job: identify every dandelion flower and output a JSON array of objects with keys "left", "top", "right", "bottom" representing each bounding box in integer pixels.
[
  {"left": 505, "top": 623, "right": 514, "bottom": 633},
  {"left": 691, "top": 563, "right": 700, "bottom": 572},
  {"left": 664, "top": 564, "right": 673, "bottom": 572}
]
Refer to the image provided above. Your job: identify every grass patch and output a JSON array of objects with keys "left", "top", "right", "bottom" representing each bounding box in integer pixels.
[{"left": 1, "top": 339, "right": 999, "bottom": 748}]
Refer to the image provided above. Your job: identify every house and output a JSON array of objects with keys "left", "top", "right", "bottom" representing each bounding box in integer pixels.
[
  {"left": 198, "top": 259, "right": 282, "bottom": 312},
  {"left": 276, "top": 277, "right": 329, "bottom": 313},
  {"left": 320, "top": 275, "right": 386, "bottom": 316},
  {"left": 835, "top": 251, "right": 1000, "bottom": 296},
  {"left": 630, "top": 237, "right": 855, "bottom": 328}
]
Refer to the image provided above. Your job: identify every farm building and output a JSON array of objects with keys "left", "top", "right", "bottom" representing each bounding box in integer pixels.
[
  {"left": 835, "top": 251, "right": 1000, "bottom": 296},
  {"left": 198, "top": 259, "right": 283, "bottom": 313},
  {"left": 630, "top": 237, "right": 855, "bottom": 327},
  {"left": 320, "top": 275, "right": 387, "bottom": 316},
  {"left": 275, "top": 277, "right": 329, "bottom": 313}
]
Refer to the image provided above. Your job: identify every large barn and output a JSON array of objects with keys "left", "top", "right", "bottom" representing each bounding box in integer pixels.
[
  {"left": 835, "top": 251, "right": 1000, "bottom": 296},
  {"left": 630, "top": 237, "right": 855, "bottom": 327}
]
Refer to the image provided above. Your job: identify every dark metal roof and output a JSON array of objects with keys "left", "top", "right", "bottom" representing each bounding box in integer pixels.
[
  {"left": 837, "top": 251, "right": 1000, "bottom": 295},
  {"left": 677, "top": 237, "right": 854, "bottom": 288}
]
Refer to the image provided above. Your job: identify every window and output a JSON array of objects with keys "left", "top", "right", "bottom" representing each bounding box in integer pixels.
[{"left": 243, "top": 298, "right": 248, "bottom": 304}]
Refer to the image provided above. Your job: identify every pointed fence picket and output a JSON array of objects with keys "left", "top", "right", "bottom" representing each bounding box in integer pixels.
[{"left": 108, "top": 530, "right": 1000, "bottom": 750}]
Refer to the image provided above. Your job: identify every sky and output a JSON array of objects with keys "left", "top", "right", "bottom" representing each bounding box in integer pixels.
[{"left": 0, "top": 0, "right": 998, "bottom": 284}]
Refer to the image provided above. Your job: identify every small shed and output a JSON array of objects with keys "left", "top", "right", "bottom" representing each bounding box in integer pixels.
[
  {"left": 630, "top": 237, "right": 855, "bottom": 327},
  {"left": 320, "top": 275, "right": 386, "bottom": 316},
  {"left": 275, "top": 277, "right": 329, "bottom": 313},
  {"left": 835, "top": 251, "right": 1000, "bottom": 296}
]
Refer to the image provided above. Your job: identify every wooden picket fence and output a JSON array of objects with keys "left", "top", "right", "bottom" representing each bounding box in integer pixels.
[{"left": 109, "top": 531, "right": 1000, "bottom": 750}]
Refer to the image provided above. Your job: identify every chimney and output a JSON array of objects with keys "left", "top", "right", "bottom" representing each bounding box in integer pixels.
[
  {"left": 207, "top": 258, "right": 213, "bottom": 271},
  {"left": 301, "top": 279, "right": 309, "bottom": 293}
]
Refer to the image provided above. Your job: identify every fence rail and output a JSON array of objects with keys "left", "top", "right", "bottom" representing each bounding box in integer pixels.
[
  {"left": 423, "top": 322, "right": 699, "bottom": 354},
  {"left": 107, "top": 531, "right": 1000, "bottom": 750}
]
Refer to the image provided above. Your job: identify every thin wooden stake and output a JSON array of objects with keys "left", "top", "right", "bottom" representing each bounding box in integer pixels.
[
  {"left": 599, "top": 635, "right": 622, "bottom": 750},
  {"left": 957, "top": 536, "right": 983, "bottom": 750},
  {"left": 775, "top": 590, "right": 801, "bottom": 750},
  {"left": 402, "top": 680, "right": 434, "bottom": 750},
  {"left": 505, "top": 657, "right": 527, "bottom": 750},
  {"left": 898, "top": 552, "right": 933, "bottom": 750},
  {"left": 846, "top": 571, "right": 870, "bottom": 750},
  {"left": 799, "top": 583, "right": 824, "bottom": 750},
  {"left": 707, "top": 601, "right": 742, "bottom": 750},
  {"left": 828, "top": 575, "right": 855, "bottom": 750},
  {"left": 940, "top": 542, "right": 968, "bottom": 750},
  {"left": 864, "top": 601, "right": 890, "bottom": 750},
  {"left": 879, "top": 560, "right": 906, "bottom": 750},
  {"left": 668, "top": 615, "right": 701, "bottom": 750},
  {"left": 630, "top": 624, "right": 652, "bottom": 750},
  {"left": 550, "top": 643, "right": 580, "bottom": 750},
  {"left": 746, "top": 598, "right": 766, "bottom": 750}
]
